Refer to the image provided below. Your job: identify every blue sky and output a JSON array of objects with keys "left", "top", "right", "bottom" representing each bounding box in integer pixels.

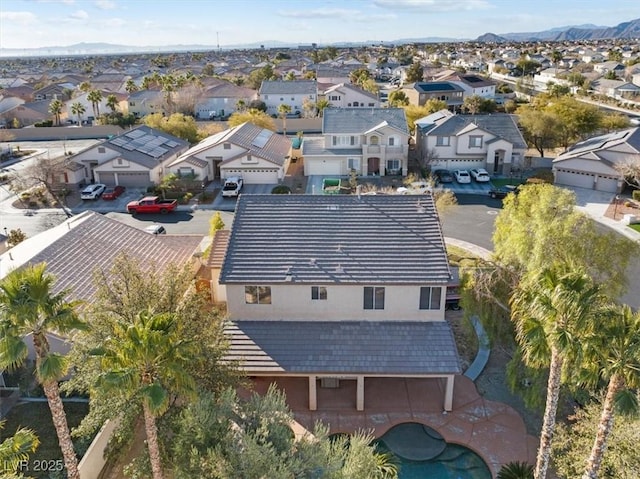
[{"left": 1, "top": 0, "right": 639, "bottom": 49}]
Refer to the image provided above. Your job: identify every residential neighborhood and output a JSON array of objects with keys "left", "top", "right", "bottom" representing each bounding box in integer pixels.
[{"left": 1, "top": 9, "right": 640, "bottom": 479}]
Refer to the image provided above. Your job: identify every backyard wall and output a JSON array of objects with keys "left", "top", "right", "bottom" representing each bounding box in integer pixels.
[{"left": 78, "top": 417, "right": 120, "bottom": 479}]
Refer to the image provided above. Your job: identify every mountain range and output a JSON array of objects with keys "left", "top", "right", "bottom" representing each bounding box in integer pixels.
[
  {"left": 477, "top": 18, "right": 640, "bottom": 42},
  {"left": 1, "top": 18, "right": 638, "bottom": 58}
]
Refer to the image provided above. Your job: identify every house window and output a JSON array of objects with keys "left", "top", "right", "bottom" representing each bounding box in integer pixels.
[
  {"left": 387, "top": 159, "right": 400, "bottom": 173},
  {"left": 469, "top": 136, "right": 483, "bottom": 148},
  {"left": 224, "top": 143, "right": 231, "bottom": 150},
  {"left": 353, "top": 101, "right": 360, "bottom": 107},
  {"left": 388, "top": 137, "right": 395, "bottom": 146},
  {"left": 245, "top": 286, "right": 272, "bottom": 304},
  {"left": 419, "top": 287, "right": 442, "bottom": 310},
  {"left": 330, "top": 95, "right": 340, "bottom": 101},
  {"left": 364, "top": 287, "right": 385, "bottom": 310},
  {"left": 333, "top": 136, "right": 357, "bottom": 146},
  {"left": 368, "top": 103, "right": 375, "bottom": 107},
  {"left": 436, "top": 136, "right": 450, "bottom": 146},
  {"left": 117, "top": 158, "right": 123, "bottom": 165},
  {"left": 348, "top": 158, "right": 360, "bottom": 170},
  {"left": 98, "top": 147, "right": 106, "bottom": 153},
  {"left": 311, "top": 286, "right": 327, "bottom": 300},
  {"left": 370, "top": 136, "right": 379, "bottom": 145}
]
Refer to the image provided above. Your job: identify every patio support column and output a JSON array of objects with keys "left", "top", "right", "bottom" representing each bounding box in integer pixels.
[
  {"left": 308, "top": 375, "right": 317, "bottom": 411},
  {"left": 444, "top": 375, "right": 454, "bottom": 412},
  {"left": 356, "top": 375, "right": 365, "bottom": 411}
]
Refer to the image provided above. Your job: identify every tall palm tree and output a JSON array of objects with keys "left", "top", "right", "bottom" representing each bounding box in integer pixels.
[
  {"left": 1, "top": 420, "right": 39, "bottom": 477},
  {"left": 277, "top": 103, "right": 292, "bottom": 136},
  {"left": 551, "top": 50, "right": 563, "bottom": 76},
  {"left": 125, "top": 79, "right": 138, "bottom": 94},
  {"left": 0, "top": 263, "right": 85, "bottom": 479},
  {"left": 580, "top": 304, "right": 640, "bottom": 479},
  {"left": 87, "top": 89, "right": 103, "bottom": 118},
  {"left": 48, "top": 99, "right": 63, "bottom": 126},
  {"left": 93, "top": 309, "right": 197, "bottom": 479},
  {"left": 315, "top": 98, "right": 332, "bottom": 117},
  {"left": 70, "top": 101, "right": 85, "bottom": 126},
  {"left": 510, "top": 266, "right": 601, "bottom": 479},
  {"left": 106, "top": 94, "right": 118, "bottom": 113}
]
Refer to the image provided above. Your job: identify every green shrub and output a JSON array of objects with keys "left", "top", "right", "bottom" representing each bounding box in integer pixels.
[
  {"left": 271, "top": 185, "right": 291, "bottom": 194},
  {"left": 497, "top": 462, "right": 533, "bottom": 479},
  {"left": 633, "top": 190, "right": 640, "bottom": 202}
]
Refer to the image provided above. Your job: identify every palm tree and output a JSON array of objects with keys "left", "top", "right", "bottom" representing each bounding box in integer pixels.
[
  {"left": 580, "top": 304, "right": 640, "bottom": 479},
  {"left": 78, "top": 81, "right": 92, "bottom": 93},
  {"left": 125, "top": 79, "right": 138, "bottom": 94},
  {"left": 510, "top": 266, "right": 601, "bottom": 479},
  {"left": 93, "top": 309, "right": 197, "bottom": 479},
  {"left": 551, "top": 50, "right": 562, "bottom": 76},
  {"left": 70, "top": 102, "right": 85, "bottom": 126},
  {"left": 498, "top": 461, "right": 534, "bottom": 479},
  {"left": 315, "top": 98, "right": 332, "bottom": 117},
  {"left": 48, "top": 99, "right": 63, "bottom": 126},
  {"left": 106, "top": 94, "right": 118, "bottom": 113},
  {"left": 277, "top": 103, "right": 292, "bottom": 136},
  {"left": 87, "top": 90, "right": 103, "bottom": 118},
  {"left": 0, "top": 263, "right": 85, "bottom": 479},
  {"left": 1, "top": 421, "right": 39, "bottom": 477}
]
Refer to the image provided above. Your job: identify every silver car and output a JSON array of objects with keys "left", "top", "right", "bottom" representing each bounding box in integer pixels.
[{"left": 80, "top": 183, "right": 106, "bottom": 200}]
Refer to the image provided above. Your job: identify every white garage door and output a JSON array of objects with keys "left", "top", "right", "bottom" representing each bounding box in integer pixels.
[
  {"left": 555, "top": 169, "right": 594, "bottom": 190},
  {"left": 305, "top": 159, "right": 342, "bottom": 176},
  {"left": 116, "top": 172, "right": 151, "bottom": 187},
  {"left": 97, "top": 172, "right": 116, "bottom": 185},
  {"left": 595, "top": 175, "right": 618, "bottom": 193},
  {"left": 222, "top": 168, "right": 279, "bottom": 184}
]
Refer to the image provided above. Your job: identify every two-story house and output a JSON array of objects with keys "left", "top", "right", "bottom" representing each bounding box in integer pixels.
[
  {"left": 259, "top": 80, "right": 317, "bottom": 117},
  {"left": 415, "top": 111, "right": 526, "bottom": 175},
  {"left": 194, "top": 82, "right": 257, "bottom": 120},
  {"left": 405, "top": 82, "right": 465, "bottom": 111},
  {"left": 168, "top": 122, "right": 291, "bottom": 184},
  {"left": 321, "top": 83, "right": 380, "bottom": 109},
  {"left": 302, "top": 108, "right": 409, "bottom": 177},
  {"left": 127, "top": 90, "right": 164, "bottom": 118},
  {"left": 437, "top": 73, "right": 497, "bottom": 100},
  {"left": 67, "top": 125, "right": 189, "bottom": 187},
  {"left": 220, "top": 194, "right": 461, "bottom": 412}
]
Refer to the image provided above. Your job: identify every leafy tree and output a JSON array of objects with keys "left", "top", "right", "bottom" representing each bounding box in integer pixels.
[
  {"left": 78, "top": 81, "right": 92, "bottom": 93},
  {"left": 247, "top": 64, "right": 277, "bottom": 90},
  {"left": 87, "top": 89, "right": 103, "bottom": 118},
  {"left": 209, "top": 211, "right": 225, "bottom": 236},
  {"left": 93, "top": 309, "right": 198, "bottom": 479},
  {"left": 70, "top": 101, "right": 85, "bottom": 126},
  {"left": 388, "top": 90, "right": 409, "bottom": 107},
  {"left": 277, "top": 103, "right": 292, "bottom": 135},
  {"left": 106, "top": 94, "right": 118, "bottom": 113},
  {"left": 517, "top": 106, "right": 561, "bottom": 157},
  {"left": 600, "top": 113, "right": 630, "bottom": 133},
  {"left": 546, "top": 82, "right": 570, "bottom": 98},
  {"left": 248, "top": 99, "right": 267, "bottom": 112},
  {"left": 284, "top": 71, "right": 296, "bottom": 81},
  {"left": 608, "top": 50, "right": 623, "bottom": 62},
  {"left": 0, "top": 263, "right": 85, "bottom": 479},
  {"left": 125, "top": 79, "right": 138, "bottom": 93},
  {"left": 604, "top": 70, "right": 619, "bottom": 80},
  {"left": 566, "top": 72, "right": 586, "bottom": 87},
  {"left": 578, "top": 304, "right": 640, "bottom": 479},
  {"left": 48, "top": 99, "right": 63, "bottom": 126},
  {"left": 552, "top": 400, "right": 640, "bottom": 479},
  {"left": 510, "top": 266, "right": 603, "bottom": 479},
  {"left": 0, "top": 421, "right": 39, "bottom": 479},
  {"left": 324, "top": 46, "right": 338, "bottom": 60},
  {"left": 349, "top": 67, "right": 371, "bottom": 87},
  {"left": 405, "top": 62, "right": 424, "bottom": 82},
  {"left": 227, "top": 108, "right": 276, "bottom": 131},
  {"left": 143, "top": 112, "right": 201, "bottom": 144},
  {"left": 462, "top": 95, "right": 484, "bottom": 114},
  {"left": 403, "top": 101, "right": 447, "bottom": 132},
  {"left": 516, "top": 59, "right": 541, "bottom": 76},
  {"left": 551, "top": 50, "right": 563, "bottom": 75},
  {"left": 546, "top": 96, "right": 603, "bottom": 149}
]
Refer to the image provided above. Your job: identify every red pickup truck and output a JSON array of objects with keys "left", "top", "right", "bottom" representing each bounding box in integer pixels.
[{"left": 126, "top": 196, "right": 178, "bottom": 214}]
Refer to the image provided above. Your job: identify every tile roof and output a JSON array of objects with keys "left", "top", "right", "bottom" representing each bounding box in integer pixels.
[
  {"left": 259, "top": 80, "right": 317, "bottom": 95},
  {"left": 322, "top": 108, "right": 409, "bottom": 135},
  {"left": 225, "top": 320, "right": 461, "bottom": 375},
  {"left": 414, "top": 82, "right": 464, "bottom": 93},
  {"left": 207, "top": 230, "right": 230, "bottom": 269},
  {"left": 0, "top": 211, "right": 203, "bottom": 303},
  {"left": 554, "top": 127, "right": 640, "bottom": 162},
  {"left": 301, "top": 136, "right": 356, "bottom": 156},
  {"left": 428, "top": 114, "right": 527, "bottom": 150},
  {"left": 221, "top": 195, "right": 450, "bottom": 285}
]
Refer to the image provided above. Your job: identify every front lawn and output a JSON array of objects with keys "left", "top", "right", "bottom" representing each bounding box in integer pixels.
[
  {"left": 0, "top": 401, "right": 90, "bottom": 478},
  {"left": 629, "top": 223, "right": 640, "bottom": 233},
  {"left": 490, "top": 177, "right": 524, "bottom": 188}
]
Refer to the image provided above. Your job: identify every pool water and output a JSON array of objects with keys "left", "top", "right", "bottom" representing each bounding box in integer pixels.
[{"left": 374, "top": 423, "right": 492, "bottom": 479}]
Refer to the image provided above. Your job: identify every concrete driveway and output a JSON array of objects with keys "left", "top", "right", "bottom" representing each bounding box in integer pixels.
[{"left": 210, "top": 183, "right": 278, "bottom": 211}]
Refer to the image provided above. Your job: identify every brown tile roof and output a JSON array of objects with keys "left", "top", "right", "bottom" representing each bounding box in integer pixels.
[{"left": 207, "top": 230, "right": 230, "bottom": 269}]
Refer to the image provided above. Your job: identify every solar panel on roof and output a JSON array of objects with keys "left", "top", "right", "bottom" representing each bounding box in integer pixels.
[
  {"left": 165, "top": 140, "right": 179, "bottom": 148},
  {"left": 110, "top": 137, "right": 128, "bottom": 146},
  {"left": 125, "top": 129, "right": 145, "bottom": 139},
  {"left": 121, "top": 143, "right": 136, "bottom": 151},
  {"left": 251, "top": 129, "right": 273, "bottom": 149}
]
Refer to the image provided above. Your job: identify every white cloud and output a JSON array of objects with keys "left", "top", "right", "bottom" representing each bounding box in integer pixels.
[
  {"left": 95, "top": 0, "right": 116, "bottom": 10},
  {"left": 105, "top": 17, "right": 126, "bottom": 27},
  {"left": 373, "top": 0, "right": 492, "bottom": 12},
  {"left": 278, "top": 8, "right": 361, "bottom": 19},
  {"left": 0, "top": 11, "right": 37, "bottom": 25},
  {"left": 69, "top": 9, "right": 89, "bottom": 20}
]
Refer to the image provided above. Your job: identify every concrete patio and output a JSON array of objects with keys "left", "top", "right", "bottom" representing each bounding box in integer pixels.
[{"left": 245, "top": 375, "right": 538, "bottom": 477}]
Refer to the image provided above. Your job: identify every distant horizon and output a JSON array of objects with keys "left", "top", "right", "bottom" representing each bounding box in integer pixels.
[{"left": 1, "top": 0, "right": 638, "bottom": 51}]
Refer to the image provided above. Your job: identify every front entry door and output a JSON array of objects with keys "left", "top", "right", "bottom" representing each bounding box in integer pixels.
[{"left": 368, "top": 157, "right": 380, "bottom": 175}]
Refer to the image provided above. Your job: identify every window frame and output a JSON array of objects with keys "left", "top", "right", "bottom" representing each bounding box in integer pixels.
[
  {"left": 311, "top": 286, "right": 327, "bottom": 300},
  {"left": 469, "top": 135, "right": 483, "bottom": 148},
  {"left": 364, "top": 286, "right": 385, "bottom": 310},
  {"left": 436, "top": 136, "right": 450, "bottom": 147},
  {"left": 419, "top": 286, "right": 442, "bottom": 310},
  {"left": 245, "top": 285, "right": 272, "bottom": 304}
]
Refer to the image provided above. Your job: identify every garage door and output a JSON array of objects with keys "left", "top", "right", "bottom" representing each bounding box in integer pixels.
[
  {"left": 115, "top": 172, "right": 151, "bottom": 187},
  {"left": 555, "top": 169, "right": 594, "bottom": 189},
  {"left": 97, "top": 172, "right": 115, "bottom": 185},
  {"left": 595, "top": 175, "right": 618, "bottom": 193},
  {"left": 305, "top": 159, "right": 342, "bottom": 176},
  {"left": 222, "top": 168, "right": 279, "bottom": 184}
]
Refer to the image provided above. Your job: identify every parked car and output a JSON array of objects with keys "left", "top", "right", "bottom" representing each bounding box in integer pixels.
[
  {"left": 488, "top": 184, "right": 520, "bottom": 199},
  {"left": 80, "top": 183, "right": 106, "bottom": 200},
  {"left": 222, "top": 176, "right": 244, "bottom": 198},
  {"left": 433, "top": 169, "right": 454, "bottom": 184},
  {"left": 102, "top": 185, "right": 126, "bottom": 200},
  {"left": 144, "top": 224, "right": 167, "bottom": 235},
  {"left": 126, "top": 196, "right": 178, "bottom": 214},
  {"left": 470, "top": 168, "right": 490, "bottom": 182},
  {"left": 453, "top": 170, "right": 471, "bottom": 184}
]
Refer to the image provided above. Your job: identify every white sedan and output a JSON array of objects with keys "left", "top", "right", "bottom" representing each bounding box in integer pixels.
[
  {"left": 453, "top": 170, "right": 471, "bottom": 184},
  {"left": 470, "top": 168, "right": 491, "bottom": 182},
  {"left": 80, "top": 183, "right": 106, "bottom": 200}
]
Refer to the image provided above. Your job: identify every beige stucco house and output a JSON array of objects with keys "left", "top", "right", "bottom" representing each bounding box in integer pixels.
[
  {"left": 219, "top": 194, "right": 461, "bottom": 412},
  {"left": 302, "top": 107, "right": 410, "bottom": 177}
]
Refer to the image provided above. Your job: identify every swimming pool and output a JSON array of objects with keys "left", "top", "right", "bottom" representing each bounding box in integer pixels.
[{"left": 373, "top": 423, "right": 492, "bottom": 479}]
